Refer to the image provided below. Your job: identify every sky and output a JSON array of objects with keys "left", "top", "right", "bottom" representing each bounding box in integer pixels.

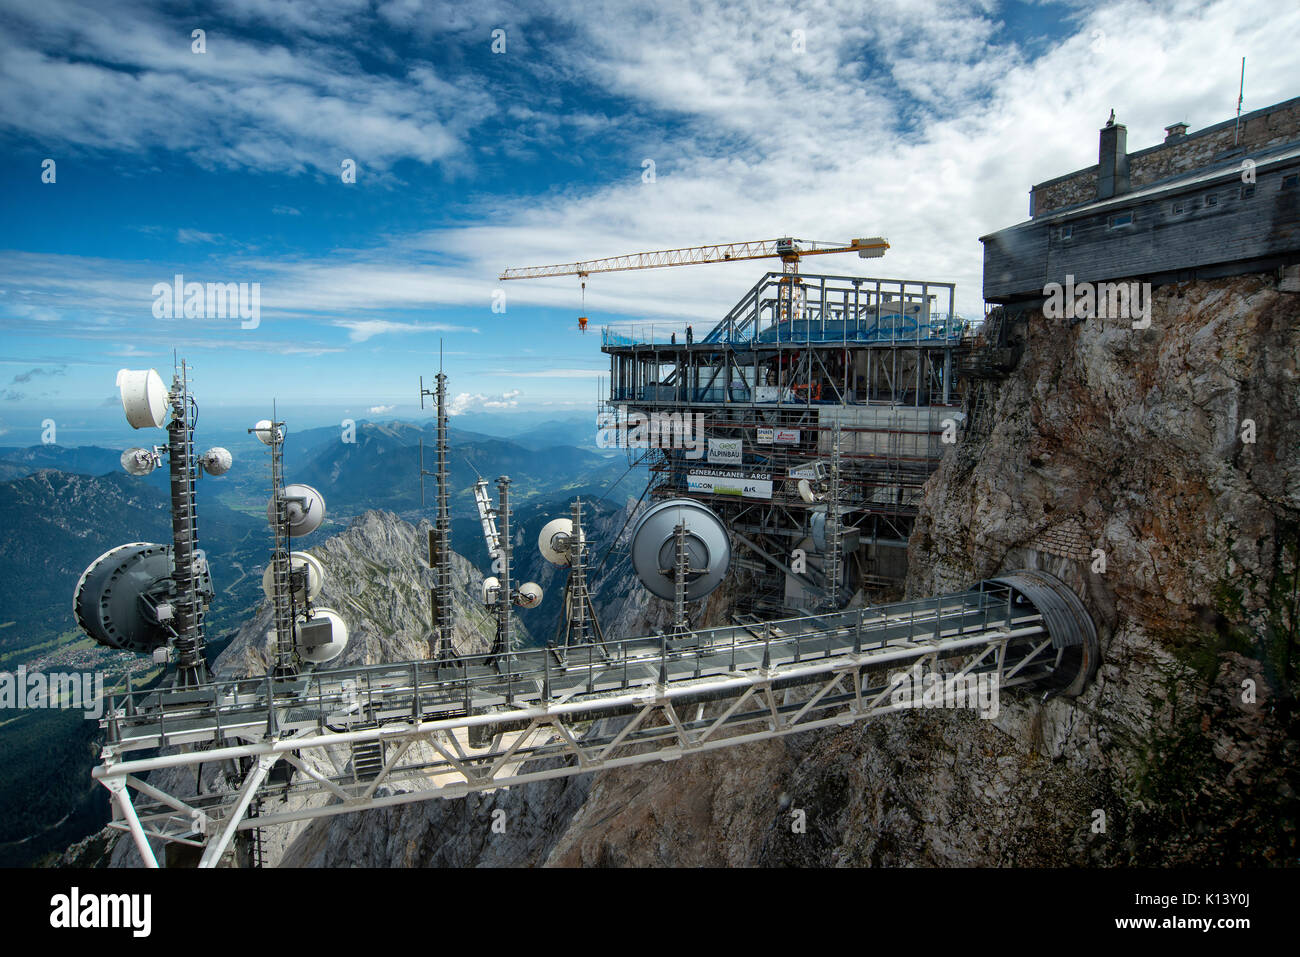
[{"left": 1, "top": 0, "right": 1296, "bottom": 445}]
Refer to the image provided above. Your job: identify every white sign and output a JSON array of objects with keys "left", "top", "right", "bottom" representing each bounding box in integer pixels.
[
  {"left": 708, "top": 437, "right": 743, "bottom": 464},
  {"left": 688, "top": 468, "right": 773, "bottom": 500},
  {"left": 788, "top": 463, "right": 820, "bottom": 480},
  {"left": 753, "top": 386, "right": 780, "bottom": 403},
  {"left": 758, "top": 427, "right": 799, "bottom": 444}
]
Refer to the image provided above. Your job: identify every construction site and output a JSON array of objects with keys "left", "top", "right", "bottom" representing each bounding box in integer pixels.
[{"left": 531, "top": 238, "right": 1014, "bottom": 618}]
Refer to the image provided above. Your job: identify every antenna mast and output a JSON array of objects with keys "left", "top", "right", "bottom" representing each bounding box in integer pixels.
[
  {"left": 822, "top": 422, "right": 843, "bottom": 610},
  {"left": 559, "top": 498, "right": 605, "bottom": 652},
  {"left": 265, "top": 408, "right": 298, "bottom": 677},
  {"left": 166, "top": 359, "right": 209, "bottom": 687},
  {"left": 419, "top": 361, "right": 455, "bottom": 659},
  {"left": 1234, "top": 56, "right": 1246, "bottom": 145},
  {"left": 494, "top": 476, "right": 513, "bottom": 659}
]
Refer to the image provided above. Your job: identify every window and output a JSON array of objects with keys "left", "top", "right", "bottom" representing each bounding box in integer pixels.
[
  {"left": 1059, "top": 225, "right": 1073, "bottom": 239},
  {"left": 1108, "top": 212, "right": 1133, "bottom": 229},
  {"left": 1170, "top": 201, "right": 1185, "bottom": 215},
  {"left": 1283, "top": 173, "right": 1299, "bottom": 189},
  {"left": 1241, "top": 184, "right": 1256, "bottom": 199},
  {"left": 1205, "top": 193, "right": 1218, "bottom": 206}
]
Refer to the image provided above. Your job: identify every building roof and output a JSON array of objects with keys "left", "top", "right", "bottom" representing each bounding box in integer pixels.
[
  {"left": 1028, "top": 95, "right": 1300, "bottom": 193},
  {"left": 980, "top": 139, "right": 1300, "bottom": 242}
]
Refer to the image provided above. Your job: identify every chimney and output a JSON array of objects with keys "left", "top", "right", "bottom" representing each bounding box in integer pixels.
[
  {"left": 1164, "top": 122, "right": 1189, "bottom": 143},
  {"left": 1097, "top": 113, "right": 1129, "bottom": 200}
]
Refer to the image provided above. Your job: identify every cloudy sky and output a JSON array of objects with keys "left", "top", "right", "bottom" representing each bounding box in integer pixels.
[{"left": 1, "top": 0, "right": 1295, "bottom": 442}]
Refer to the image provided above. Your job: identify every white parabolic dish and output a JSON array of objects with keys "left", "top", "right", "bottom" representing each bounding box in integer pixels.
[
  {"left": 117, "top": 369, "right": 168, "bottom": 429},
  {"left": 261, "top": 551, "right": 325, "bottom": 602}
]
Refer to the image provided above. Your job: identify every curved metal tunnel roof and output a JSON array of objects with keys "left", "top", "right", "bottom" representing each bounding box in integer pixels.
[{"left": 989, "top": 568, "right": 1098, "bottom": 651}]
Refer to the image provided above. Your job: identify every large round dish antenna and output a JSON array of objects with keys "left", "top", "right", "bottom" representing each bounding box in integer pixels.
[
  {"left": 199, "top": 447, "right": 232, "bottom": 476},
  {"left": 117, "top": 369, "right": 168, "bottom": 429},
  {"left": 266, "top": 484, "right": 326, "bottom": 537},
  {"left": 295, "top": 608, "right": 349, "bottom": 664},
  {"left": 629, "top": 498, "right": 730, "bottom": 601},
  {"left": 538, "top": 517, "right": 579, "bottom": 565},
  {"left": 515, "top": 581, "right": 543, "bottom": 608},
  {"left": 121, "top": 447, "right": 159, "bottom": 477},
  {"left": 73, "top": 542, "right": 214, "bottom": 654},
  {"left": 252, "top": 420, "right": 283, "bottom": 446},
  {"left": 261, "top": 551, "right": 325, "bottom": 603}
]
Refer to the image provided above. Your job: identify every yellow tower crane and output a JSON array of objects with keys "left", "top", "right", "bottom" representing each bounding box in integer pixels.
[{"left": 498, "top": 236, "right": 889, "bottom": 332}]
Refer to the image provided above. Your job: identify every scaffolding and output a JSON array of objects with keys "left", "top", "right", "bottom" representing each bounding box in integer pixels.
[{"left": 602, "top": 271, "right": 977, "bottom": 613}]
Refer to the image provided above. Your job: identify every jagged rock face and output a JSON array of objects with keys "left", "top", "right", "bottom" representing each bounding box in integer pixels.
[
  {"left": 216, "top": 509, "right": 506, "bottom": 677},
  {"left": 900, "top": 272, "right": 1300, "bottom": 864},
  {"left": 279, "top": 761, "right": 595, "bottom": 867}
]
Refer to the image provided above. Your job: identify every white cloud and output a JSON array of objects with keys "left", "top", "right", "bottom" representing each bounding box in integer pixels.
[
  {"left": 0, "top": 0, "right": 499, "bottom": 175},
  {"left": 333, "top": 319, "right": 477, "bottom": 342},
  {"left": 367, "top": 404, "right": 396, "bottom": 414},
  {"left": 418, "top": 0, "right": 1300, "bottom": 319},
  {"left": 448, "top": 389, "right": 522, "bottom": 415},
  {"left": 2, "top": 0, "right": 1296, "bottom": 356}
]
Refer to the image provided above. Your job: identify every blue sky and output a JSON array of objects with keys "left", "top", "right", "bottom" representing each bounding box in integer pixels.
[{"left": 1, "top": 0, "right": 1296, "bottom": 445}]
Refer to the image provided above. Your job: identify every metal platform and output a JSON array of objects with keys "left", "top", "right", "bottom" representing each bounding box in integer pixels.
[{"left": 94, "top": 572, "right": 1097, "bottom": 867}]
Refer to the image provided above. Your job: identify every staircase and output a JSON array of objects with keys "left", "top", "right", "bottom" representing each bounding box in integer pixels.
[{"left": 351, "top": 740, "right": 385, "bottom": 783}]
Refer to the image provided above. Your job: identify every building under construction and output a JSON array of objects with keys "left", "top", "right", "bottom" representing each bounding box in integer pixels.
[{"left": 601, "top": 269, "right": 987, "bottom": 616}]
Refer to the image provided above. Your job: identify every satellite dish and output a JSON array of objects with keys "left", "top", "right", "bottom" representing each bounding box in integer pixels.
[
  {"left": 253, "top": 419, "right": 283, "bottom": 445},
  {"left": 117, "top": 369, "right": 168, "bottom": 430},
  {"left": 538, "top": 517, "right": 579, "bottom": 565},
  {"left": 261, "top": 551, "right": 325, "bottom": 603},
  {"left": 810, "top": 508, "right": 828, "bottom": 551},
  {"left": 121, "top": 447, "right": 159, "bottom": 477},
  {"left": 295, "top": 608, "right": 349, "bottom": 664},
  {"left": 266, "top": 484, "right": 326, "bottom": 537},
  {"left": 797, "top": 479, "right": 816, "bottom": 503},
  {"left": 629, "top": 498, "right": 730, "bottom": 601},
  {"left": 482, "top": 576, "right": 500, "bottom": 604},
  {"left": 74, "top": 542, "right": 214, "bottom": 654},
  {"left": 199, "top": 447, "right": 232, "bottom": 476},
  {"left": 515, "top": 581, "right": 543, "bottom": 608}
]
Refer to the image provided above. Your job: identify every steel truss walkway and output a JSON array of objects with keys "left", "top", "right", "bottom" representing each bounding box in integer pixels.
[{"left": 93, "top": 570, "right": 1097, "bottom": 867}]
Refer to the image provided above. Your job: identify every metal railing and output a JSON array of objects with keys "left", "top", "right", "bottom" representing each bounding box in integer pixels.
[{"left": 103, "top": 581, "right": 1037, "bottom": 751}]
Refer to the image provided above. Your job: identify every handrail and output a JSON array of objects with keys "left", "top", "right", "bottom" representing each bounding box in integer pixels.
[{"left": 103, "top": 582, "right": 1033, "bottom": 743}]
